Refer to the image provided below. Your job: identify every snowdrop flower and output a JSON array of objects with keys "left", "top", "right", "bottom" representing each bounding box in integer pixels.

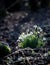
[
  {"left": 30, "top": 32, "right": 33, "bottom": 35},
  {"left": 21, "top": 33, "right": 25, "bottom": 36},
  {"left": 27, "top": 32, "right": 33, "bottom": 37},
  {"left": 38, "top": 27, "right": 41, "bottom": 30},
  {"left": 33, "top": 25, "right": 37, "bottom": 29},
  {"left": 43, "top": 37, "right": 46, "bottom": 41},
  {"left": 23, "top": 35, "right": 28, "bottom": 38},
  {"left": 40, "top": 29, "right": 43, "bottom": 32},
  {"left": 18, "top": 33, "right": 25, "bottom": 41},
  {"left": 26, "top": 34, "right": 31, "bottom": 37},
  {"left": 18, "top": 36, "right": 23, "bottom": 41},
  {"left": 38, "top": 27, "right": 43, "bottom": 32},
  {"left": 18, "top": 32, "right": 30, "bottom": 41},
  {"left": 37, "top": 31, "right": 40, "bottom": 34}
]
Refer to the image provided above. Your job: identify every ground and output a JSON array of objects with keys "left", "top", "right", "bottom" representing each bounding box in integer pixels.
[{"left": 0, "top": 8, "right": 50, "bottom": 65}]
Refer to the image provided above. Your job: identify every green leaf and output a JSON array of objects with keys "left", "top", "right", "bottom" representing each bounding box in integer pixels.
[{"left": 0, "top": 42, "right": 11, "bottom": 58}]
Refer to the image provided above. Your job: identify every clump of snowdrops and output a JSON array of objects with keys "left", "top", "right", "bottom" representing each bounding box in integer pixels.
[{"left": 18, "top": 25, "right": 46, "bottom": 48}]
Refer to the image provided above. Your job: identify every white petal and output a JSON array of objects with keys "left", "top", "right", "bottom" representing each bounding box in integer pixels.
[
  {"left": 33, "top": 25, "right": 37, "bottom": 28},
  {"left": 43, "top": 37, "right": 46, "bottom": 41}
]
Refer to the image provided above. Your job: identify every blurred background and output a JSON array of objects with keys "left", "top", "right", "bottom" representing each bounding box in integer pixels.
[
  {"left": 0, "top": 1, "right": 50, "bottom": 65},
  {"left": 0, "top": 0, "right": 50, "bottom": 42},
  {"left": 0, "top": 0, "right": 50, "bottom": 12}
]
